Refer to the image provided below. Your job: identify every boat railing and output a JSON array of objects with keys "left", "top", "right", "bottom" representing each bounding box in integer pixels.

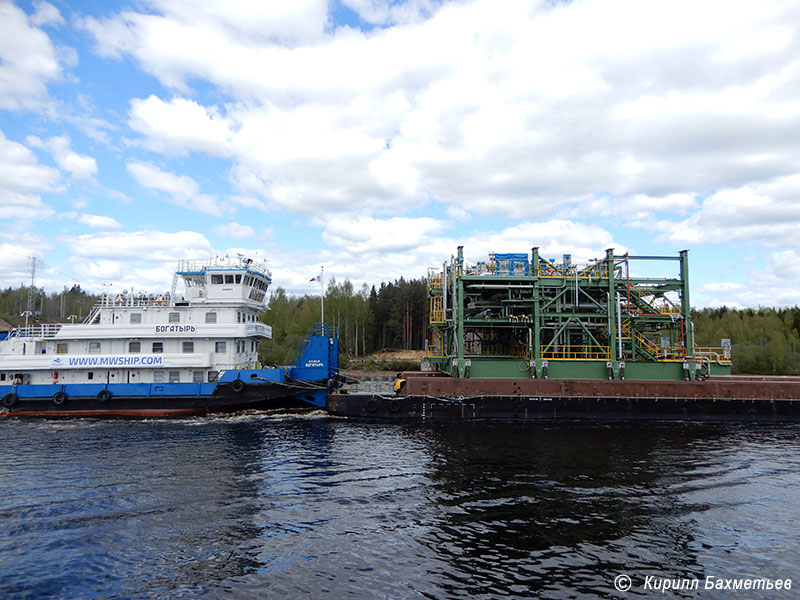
[
  {"left": 176, "top": 256, "right": 271, "bottom": 275},
  {"left": 214, "top": 363, "right": 263, "bottom": 373},
  {"left": 83, "top": 293, "right": 182, "bottom": 323},
  {"left": 6, "top": 323, "right": 64, "bottom": 340},
  {"left": 99, "top": 293, "right": 176, "bottom": 308}
]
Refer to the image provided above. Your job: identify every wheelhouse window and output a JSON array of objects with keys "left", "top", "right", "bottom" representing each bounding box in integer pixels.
[
  {"left": 205, "top": 312, "right": 217, "bottom": 323},
  {"left": 235, "top": 274, "right": 242, "bottom": 283},
  {"left": 129, "top": 341, "right": 141, "bottom": 353},
  {"left": 192, "top": 371, "right": 204, "bottom": 383},
  {"left": 169, "top": 312, "right": 180, "bottom": 323},
  {"left": 215, "top": 341, "right": 226, "bottom": 353},
  {"left": 168, "top": 370, "right": 180, "bottom": 383},
  {"left": 182, "top": 341, "right": 194, "bottom": 353},
  {"left": 153, "top": 371, "right": 165, "bottom": 383},
  {"left": 210, "top": 274, "right": 223, "bottom": 284},
  {"left": 88, "top": 342, "right": 101, "bottom": 354},
  {"left": 225, "top": 274, "right": 234, "bottom": 284},
  {"left": 130, "top": 313, "right": 142, "bottom": 324},
  {"left": 152, "top": 342, "right": 163, "bottom": 353},
  {"left": 56, "top": 343, "right": 68, "bottom": 354}
]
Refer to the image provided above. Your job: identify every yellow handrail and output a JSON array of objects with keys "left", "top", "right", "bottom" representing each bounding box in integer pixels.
[
  {"left": 426, "top": 329, "right": 445, "bottom": 357},
  {"left": 634, "top": 330, "right": 660, "bottom": 356},
  {"left": 539, "top": 344, "right": 611, "bottom": 360},
  {"left": 695, "top": 346, "right": 732, "bottom": 365}
]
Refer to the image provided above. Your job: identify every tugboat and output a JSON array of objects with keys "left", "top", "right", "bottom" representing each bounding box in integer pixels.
[{"left": 0, "top": 256, "right": 338, "bottom": 417}]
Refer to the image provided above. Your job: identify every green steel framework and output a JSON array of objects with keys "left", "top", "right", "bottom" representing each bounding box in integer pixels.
[{"left": 425, "top": 246, "right": 731, "bottom": 381}]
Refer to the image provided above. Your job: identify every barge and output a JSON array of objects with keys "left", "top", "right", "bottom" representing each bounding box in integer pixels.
[
  {"left": 328, "top": 246, "right": 800, "bottom": 420},
  {"left": 0, "top": 256, "right": 338, "bottom": 417}
]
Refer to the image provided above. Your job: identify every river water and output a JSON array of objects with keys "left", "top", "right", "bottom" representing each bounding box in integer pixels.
[{"left": 1, "top": 414, "right": 799, "bottom": 599}]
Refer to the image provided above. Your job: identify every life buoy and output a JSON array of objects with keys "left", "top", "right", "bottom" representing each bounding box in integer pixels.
[
  {"left": 115, "top": 293, "right": 126, "bottom": 303},
  {"left": 2, "top": 393, "right": 17, "bottom": 408},
  {"left": 154, "top": 294, "right": 165, "bottom": 305},
  {"left": 97, "top": 389, "right": 112, "bottom": 402},
  {"left": 232, "top": 379, "right": 246, "bottom": 393},
  {"left": 53, "top": 391, "right": 67, "bottom": 405}
]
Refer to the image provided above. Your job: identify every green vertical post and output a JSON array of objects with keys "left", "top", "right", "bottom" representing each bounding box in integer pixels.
[
  {"left": 456, "top": 246, "right": 465, "bottom": 377},
  {"left": 606, "top": 248, "right": 618, "bottom": 378},
  {"left": 532, "top": 247, "right": 542, "bottom": 377},
  {"left": 679, "top": 250, "right": 694, "bottom": 377}
]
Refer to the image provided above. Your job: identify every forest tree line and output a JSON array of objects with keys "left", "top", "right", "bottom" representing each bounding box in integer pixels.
[
  {"left": 693, "top": 307, "right": 800, "bottom": 375},
  {"left": 259, "top": 277, "right": 428, "bottom": 365},
  {"left": 3, "top": 283, "right": 800, "bottom": 374},
  {"left": 0, "top": 285, "right": 100, "bottom": 325}
]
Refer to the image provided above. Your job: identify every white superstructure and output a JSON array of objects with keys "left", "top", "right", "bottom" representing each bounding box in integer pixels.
[{"left": 0, "top": 256, "right": 273, "bottom": 387}]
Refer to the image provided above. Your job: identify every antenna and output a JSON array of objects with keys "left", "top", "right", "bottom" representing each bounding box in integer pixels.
[{"left": 27, "top": 256, "right": 36, "bottom": 317}]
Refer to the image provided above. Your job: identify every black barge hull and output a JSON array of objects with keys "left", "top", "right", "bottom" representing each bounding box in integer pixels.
[
  {"left": 328, "top": 375, "right": 800, "bottom": 421},
  {"left": 327, "top": 393, "right": 800, "bottom": 421}
]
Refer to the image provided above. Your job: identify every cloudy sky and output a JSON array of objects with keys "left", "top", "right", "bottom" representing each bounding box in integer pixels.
[{"left": 1, "top": 0, "right": 799, "bottom": 307}]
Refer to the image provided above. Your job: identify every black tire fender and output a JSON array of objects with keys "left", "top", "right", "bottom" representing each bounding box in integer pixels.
[
  {"left": 389, "top": 400, "right": 401, "bottom": 413},
  {"left": 232, "top": 379, "right": 246, "bottom": 393},
  {"left": 366, "top": 399, "right": 378, "bottom": 413},
  {"left": 97, "top": 389, "right": 112, "bottom": 403},
  {"left": 53, "top": 391, "right": 67, "bottom": 405},
  {"left": 2, "top": 393, "right": 17, "bottom": 408}
]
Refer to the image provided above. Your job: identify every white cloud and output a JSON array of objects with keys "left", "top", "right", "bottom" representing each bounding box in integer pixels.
[
  {"left": 273, "top": 217, "right": 626, "bottom": 295},
  {"left": 129, "top": 95, "right": 234, "bottom": 156},
  {"left": 567, "top": 192, "right": 698, "bottom": 223},
  {"left": 322, "top": 216, "right": 449, "bottom": 252},
  {"left": 0, "top": 1, "right": 63, "bottom": 111},
  {"left": 126, "top": 160, "right": 230, "bottom": 216},
  {"left": 78, "top": 214, "right": 123, "bottom": 229},
  {"left": 28, "top": 135, "right": 98, "bottom": 183},
  {"left": 0, "top": 233, "right": 53, "bottom": 284},
  {"left": 88, "top": 0, "right": 800, "bottom": 225},
  {"left": 692, "top": 250, "right": 800, "bottom": 308},
  {"left": 30, "top": 1, "right": 64, "bottom": 27},
  {"left": 662, "top": 174, "right": 800, "bottom": 246},
  {"left": 82, "top": 0, "right": 329, "bottom": 90},
  {"left": 64, "top": 230, "right": 211, "bottom": 262},
  {"left": 0, "top": 130, "right": 60, "bottom": 220},
  {"left": 212, "top": 222, "right": 255, "bottom": 239},
  {"left": 68, "top": 258, "right": 177, "bottom": 294},
  {"left": 341, "top": 0, "right": 443, "bottom": 26}
]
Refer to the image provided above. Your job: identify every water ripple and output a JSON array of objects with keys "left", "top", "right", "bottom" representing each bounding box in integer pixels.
[{"left": 1, "top": 419, "right": 799, "bottom": 598}]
